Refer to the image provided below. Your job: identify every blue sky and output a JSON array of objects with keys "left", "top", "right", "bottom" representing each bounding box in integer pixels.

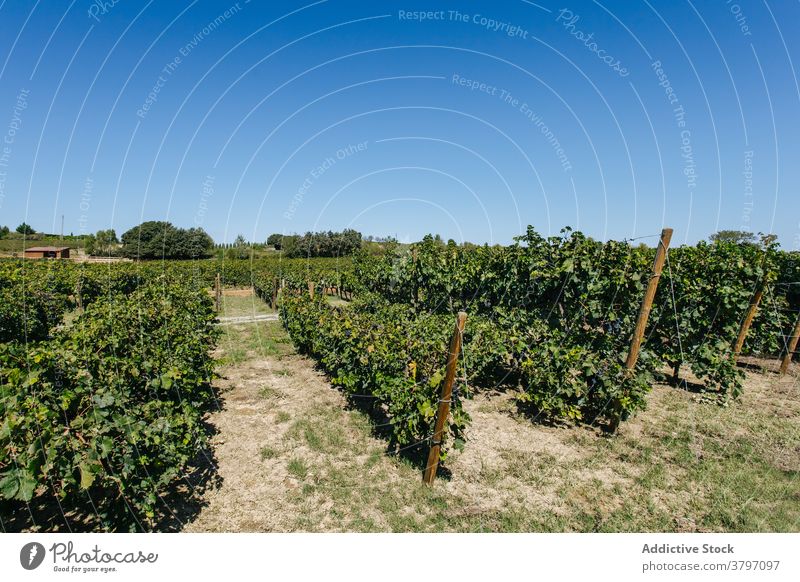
[{"left": 0, "top": 0, "right": 798, "bottom": 248}]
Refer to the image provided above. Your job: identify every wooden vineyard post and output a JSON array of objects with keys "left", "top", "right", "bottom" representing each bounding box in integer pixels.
[
  {"left": 732, "top": 278, "right": 767, "bottom": 358},
  {"left": 779, "top": 310, "right": 800, "bottom": 375},
  {"left": 76, "top": 280, "right": 84, "bottom": 313},
  {"left": 625, "top": 228, "right": 673, "bottom": 371},
  {"left": 423, "top": 311, "right": 467, "bottom": 485},
  {"left": 412, "top": 247, "right": 419, "bottom": 306},
  {"left": 271, "top": 277, "right": 278, "bottom": 310},
  {"left": 214, "top": 273, "right": 222, "bottom": 312},
  {"left": 611, "top": 228, "right": 673, "bottom": 434},
  {"left": 308, "top": 281, "right": 315, "bottom": 299}
]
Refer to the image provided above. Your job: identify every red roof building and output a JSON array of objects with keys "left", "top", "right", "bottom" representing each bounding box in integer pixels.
[{"left": 23, "top": 246, "right": 71, "bottom": 259}]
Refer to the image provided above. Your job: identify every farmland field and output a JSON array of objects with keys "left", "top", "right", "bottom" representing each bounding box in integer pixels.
[
  {"left": 1, "top": 232, "right": 799, "bottom": 532},
  {"left": 185, "top": 313, "right": 798, "bottom": 532}
]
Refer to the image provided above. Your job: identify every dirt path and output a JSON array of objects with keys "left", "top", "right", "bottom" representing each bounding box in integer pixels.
[
  {"left": 217, "top": 314, "right": 278, "bottom": 325},
  {"left": 184, "top": 354, "right": 347, "bottom": 531},
  {"left": 184, "top": 319, "right": 800, "bottom": 532},
  {"left": 184, "top": 320, "right": 423, "bottom": 532}
]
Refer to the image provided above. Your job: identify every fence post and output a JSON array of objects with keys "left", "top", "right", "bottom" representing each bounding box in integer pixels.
[
  {"left": 779, "top": 310, "right": 800, "bottom": 375},
  {"left": 215, "top": 273, "right": 222, "bottom": 312},
  {"left": 308, "top": 281, "right": 315, "bottom": 299},
  {"left": 611, "top": 228, "right": 673, "bottom": 433},
  {"left": 423, "top": 311, "right": 467, "bottom": 485},
  {"left": 732, "top": 279, "right": 767, "bottom": 358}
]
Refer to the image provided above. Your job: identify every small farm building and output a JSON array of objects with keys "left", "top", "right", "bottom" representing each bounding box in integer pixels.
[{"left": 23, "top": 246, "right": 71, "bottom": 259}]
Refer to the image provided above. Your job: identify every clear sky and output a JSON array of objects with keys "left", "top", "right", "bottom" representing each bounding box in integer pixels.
[{"left": 0, "top": 0, "right": 798, "bottom": 248}]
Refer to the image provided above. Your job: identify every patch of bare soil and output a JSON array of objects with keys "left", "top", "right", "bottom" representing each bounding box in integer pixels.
[
  {"left": 444, "top": 391, "right": 580, "bottom": 518},
  {"left": 444, "top": 365, "right": 798, "bottom": 530}
]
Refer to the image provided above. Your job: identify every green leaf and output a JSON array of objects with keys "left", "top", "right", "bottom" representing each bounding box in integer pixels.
[
  {"left": 428, "top": 370, "right": 444, "bottom": 388},
  {"left": 79, "top": 462, "right": 97, "bottom": 489},
  {"left": 0, "top": 473, "right": 20, "bottom": 499},
  {"left": 98, "top": 437, "right": 114, "bottom": 458},
  {"left": 93, "top": 392, "right": 115, "bottom": 408},
  {"left": 18, "top": 471, "right": 37, "bottom": 501}
]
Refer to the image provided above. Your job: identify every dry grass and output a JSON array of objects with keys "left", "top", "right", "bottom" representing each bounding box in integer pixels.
[
  {"left": 185, "top": 320, "right": 800, "bottom": 532},
  {"left": 216, "top": 288, "right": 274, "bottom": 319}
]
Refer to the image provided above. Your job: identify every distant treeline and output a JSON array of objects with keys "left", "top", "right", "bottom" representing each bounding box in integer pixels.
[
  {"left": 94, "top": 224, "right": 363, "bottom": 260},
  {"left": 266, "top": 229, "right": 362, "bottom": 258},
  {"left": 3, "top": 222, "right": 778, "bottom": 262},
  {"left": 1, "top": 220, "right": 366, "bottom": 260}
]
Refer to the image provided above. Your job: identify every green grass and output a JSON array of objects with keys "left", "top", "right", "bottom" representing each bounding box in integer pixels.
[
  {"left": 286, "top": 414, "right": 347, "bottom": 454},
  {"left": 260, "top": 446, "right": 279, "bottom": 460},
  {"left": 278, "top": 386, "right": 800, "bottom": 533},
  {"left": 531, "top": 390, "right": 800, "bottom": 533},
  {"left": 287, "top": 457, "right": 309, "bottom": 480},
  {"left": 216, "top": 319, "right": 294, "bottom": 366},
  {"left": 324, "top": 295, "right": 350, "bottom": 307},
  {"left": 259, "top": 386, "right": 283, "bottom": 400},
  {"left": 0, "top": 233, "right": 89, "bottom": 253},
  {"left": 218, "top": 293, "right": 274, "bottom": 318}
]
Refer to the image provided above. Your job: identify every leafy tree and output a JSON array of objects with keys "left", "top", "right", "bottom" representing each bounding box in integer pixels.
[
  {"left": 280, "top": 235, "right": 299, "bottom": 255},
  {"left": 15, "top": 222, "right": 35, "bottom": 235},
  {"left": 709, "top": 230, "right": 756, "bottom": 245},
  {"left": 120, "top": 222, "right": 214, "bottom": 260},
  {"left": 85, "top": 229, "right": 119, "bottom": 256},
  {"left": 229, "top": 234, "right": 250, "bottom": 260},
  {"left": 181, "top": 227, "right": 215, "bottom": 259},
  {"left": 266, "top": 233, "right": 283, "bottom": 249},
  {"left": 284, "top": 229, "right": 362, "bottom": 258},
  {"left": 0, "top": 226, "right": 9, "bottom": 239},
  {"left": 84, "top": 234, "right": 96, "bottom": 255},
  {"left": 121, "top": 221, "right": 169, "bottom": 259},
  {"left": 96, "top": 229, "right": 118, "bottom": 251}
]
